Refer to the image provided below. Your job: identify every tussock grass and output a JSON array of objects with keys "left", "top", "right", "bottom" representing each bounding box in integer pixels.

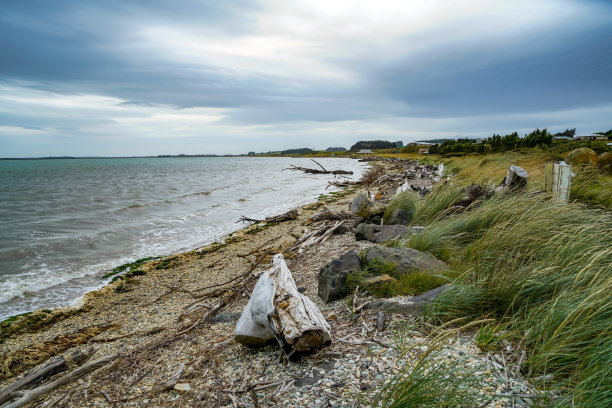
[{"left": 404, "top": 188, "right": 612, "bottom": 407}]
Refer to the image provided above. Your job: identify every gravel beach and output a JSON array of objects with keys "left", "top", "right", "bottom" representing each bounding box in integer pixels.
[{"left": 0, "top": 161, "right": 534, "bottom": 408}]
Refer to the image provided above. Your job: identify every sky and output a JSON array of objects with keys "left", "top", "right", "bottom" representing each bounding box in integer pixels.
[{"left": 0, "top": 0, "right": 611, "bottom": 157}]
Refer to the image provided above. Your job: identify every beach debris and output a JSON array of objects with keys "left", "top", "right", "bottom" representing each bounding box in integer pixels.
[
  {"left": 0, "top": 353, "right": 119, "bottom": 408},
  {"left": 318, "top": 250, "right": 362, "bottom": 303},
  {"left": 0, "top": 348, "right": 95, "bottom": 405},
  {"left": 349, "top": 194, "right": 385, "bottom": 218},
  {"left": 234, "top": 254, "right": 332, "bottom": 360},
  {"left": 237, "top": 209, "right": 299, "bottom": 224},
  {"left": 290, "top": 221, "right": 344, "bottom": 254},
  {"left": 283, "top": 159, "right": 353, "bottom": 175},
  {"left": 496, "top": 165, "right": 529, "bottom": 191},
  {"left": 308, "top": 206, "right": 355, "bottom": 223}
]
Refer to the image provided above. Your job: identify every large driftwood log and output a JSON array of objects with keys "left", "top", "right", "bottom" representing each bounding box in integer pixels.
[
  {"left": 234, "top": 254, "right": 331, "bottom": 360},
  {"left": 283, "top": 159, "right": 353, "bottom": 175},
  {"left": 237, "top": 209, "right": 299, "bottom": 224}
]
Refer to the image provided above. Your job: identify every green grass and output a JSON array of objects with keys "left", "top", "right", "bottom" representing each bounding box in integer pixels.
[
  {"left": 401, "top": 188, "right": 612, "bottom": 407},
  {"left": 343, "top": 256, "right": 449, "bottom": 298}
]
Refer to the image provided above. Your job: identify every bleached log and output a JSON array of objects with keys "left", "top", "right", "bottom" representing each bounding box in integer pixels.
[{"left": 234, "top": 254, "right": 331, "bottom": 360}]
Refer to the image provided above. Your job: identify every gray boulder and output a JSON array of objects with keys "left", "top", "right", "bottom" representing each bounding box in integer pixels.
[
  {"left": 387, "top": 208, "right": 412, "bottom": 225},
  {"left": 365, "top": 285, "right": 449, "bottom": 315},
  {"left": 363, "top": 246, "right": 447, "bottom": 275},
  {"left": 318, "top": 251, "right": 361, "bottom": 303},
  {"left": 356, "top": 224, "right": 420, "bottom": 243},
  {"left": 350, "top": 194, "right": 385, "bottom": 218}
]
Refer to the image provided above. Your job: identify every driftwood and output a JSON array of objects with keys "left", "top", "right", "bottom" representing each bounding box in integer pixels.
[
  {"left": 0, "top": 349, "right": 94, "bottom": 405},
  {"left": 290, "top": 221, "right": 344, "bottom": 254},
  {"left": 237, "top": 209, "right": 298, "bottom": 224},
  {"left": 234, "top": 254, "right": 331, "bottom": 360},
  {"left": 308, "top": 207, "right": 355, "bottom": 223},
  {"left": 283, "top": 159, "right": 353, "bottom": 175},
  {"left": 326, "top": 180, "right": 360, "bottom": 189},
  {"left": 2, "top": 353, "right": 118, "bottom": 408}
]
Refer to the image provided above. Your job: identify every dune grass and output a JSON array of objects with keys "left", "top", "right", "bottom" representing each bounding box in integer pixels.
[{"left": 400, "top": 189, "right": 612, "bottom": 407}]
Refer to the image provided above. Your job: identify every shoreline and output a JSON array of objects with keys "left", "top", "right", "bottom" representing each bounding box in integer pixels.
[
  {"left": 0, "top": 158, "right": 529, "bottom": 407},
  {"left": 0, "top": 156, "right": 365, "bottom": 322}
]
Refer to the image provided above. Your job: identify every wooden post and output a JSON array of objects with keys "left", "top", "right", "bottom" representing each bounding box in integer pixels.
[{"left": 544, "top": 163, "right": 572, "bottom": 202}]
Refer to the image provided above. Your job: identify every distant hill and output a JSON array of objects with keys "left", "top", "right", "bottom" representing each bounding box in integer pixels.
[
  {"left": 280, "top": 148, "right": 313, "bottom": 155},
  {"left": 326, "top": 147, "right": 347, "bottom": 152},
  {"left": 350, "top": 140, "right": 396, "bottom": 150}
]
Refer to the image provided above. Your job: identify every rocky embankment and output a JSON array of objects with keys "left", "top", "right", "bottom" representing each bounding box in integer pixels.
[{"left": 0, "top": 159, "right": 533, "bottom": 408}]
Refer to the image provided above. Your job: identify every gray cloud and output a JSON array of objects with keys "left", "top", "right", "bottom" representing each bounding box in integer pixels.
[{"left": 0, "top": 0, "right": 611, "bottom": 156}]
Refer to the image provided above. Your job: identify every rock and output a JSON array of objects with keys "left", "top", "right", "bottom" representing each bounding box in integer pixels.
[
  {"left": 174, "top": 383, "right": 191, "bottom": 392},
  {"left": 352, "top": 217, "right": 365, "bottom": 228},
  {"left": 318, "top": 251, "right": 361, "bottom": 303},
  {"left": 455, "top": 183, "right": 493, "bottom": 207},
  {"left": 496, "top": 165, "right": 529, "bottom": 191},
  {"left": 210, "top": 312, "right": 241, "bottom": 325},
  {"left": 350, "top": 194, "right": 385, "bottom": 218},
  {"left": 365, "top": 285, "right": 449, "bottom": 315},
  {"left": 387, "top": 208, "right": 412, "bottom": 225},
  {"left": 355, "top": 224, "right": 411, "bottom": 243},
  {"left": 332, "top": 225, "right": 349, "bottom": 235},
  {"left": 565, "top": 148, "right": 597, "bottom": 167},
  {"left": 234, "top": 254, "right": 331, "bottom": 358},
  {"left": 598, "top": 152, "right": 612, "bottom": 174},
  {"left": 363, "top": 246, "right": 447, "bottom": 275}
]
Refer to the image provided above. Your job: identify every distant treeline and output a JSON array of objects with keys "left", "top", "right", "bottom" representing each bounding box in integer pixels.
[
  {"left": 350, "top": 140, "right": 403, "bottom": 150},
  {"left": 422, "top": 128, "right": 610, "bottom": 156}
]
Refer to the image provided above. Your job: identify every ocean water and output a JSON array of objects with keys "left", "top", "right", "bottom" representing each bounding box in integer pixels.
[{"left": 0, "top": 157, "right": 365, "bottom": 320}]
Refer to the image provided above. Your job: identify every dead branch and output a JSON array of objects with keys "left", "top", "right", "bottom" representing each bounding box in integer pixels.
[
  {"left": 325, "top": 180, "right": 360, "bottom": 189},
  {"left": 237, "top": 209, "right": 298, "bottom": 224},
  {"left": 0, "top": 349, "right": 94, "bottom": 405},
  {"left": 2, "top": 353, "right": 119, "bottom": 408},
  {"left": 282, "top": 159, "right": 353, "bottom": 175}
]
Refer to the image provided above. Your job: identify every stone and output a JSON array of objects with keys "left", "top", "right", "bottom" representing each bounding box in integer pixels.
[
  {"left": 364, "top": 246, "right": 447, "bottom": 275},
  {"left": 355, "top": 224, "right": 410, "bottom": 243},
  {"left": 496, "top": 165, "right": 529, "bottom": 191},
  {"left": 365, "top": 285, "right": 449, "bottom": 315},
  {"left": 332, "top": 225, "right": 349, "bottom": 235},
  {"left": 565, "top": 148, "right": 597, "bottom": 167},
  {"left": 318, "top": 251, "right": 361, "bottom": 303},
  {"left": 598, "top": 152, "right": 612, "bottom": 175},
  {"left": 455, "top": 183, "right": 493, "bottom": 207},
  {"left": 386, "top": 208, "right": 412, "bottom": 225},
  {"left": 352, "top": 217, "right": 365, "bottom": 228},
  {"left": 210, "top": 312, "right": 241, "bottom": 325},
  {"left": 350, "top": 194, "right": 385, "bottom": 218}
]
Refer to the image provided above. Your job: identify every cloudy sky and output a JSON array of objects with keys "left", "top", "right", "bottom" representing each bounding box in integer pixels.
[{"left": 1, "top": 0, "right": 611, "bottom": 157}]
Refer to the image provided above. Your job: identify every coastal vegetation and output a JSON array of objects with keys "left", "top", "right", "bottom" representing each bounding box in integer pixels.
[{"left": 379, "top": 152, "right": 611, "bottom": 407}]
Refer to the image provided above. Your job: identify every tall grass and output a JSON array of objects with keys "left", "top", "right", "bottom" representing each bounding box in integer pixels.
[{"left": 405, "top": 191, "right": 612, "bottom": 407}]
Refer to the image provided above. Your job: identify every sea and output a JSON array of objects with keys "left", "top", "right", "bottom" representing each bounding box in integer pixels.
[{"left": 0, "top": 157, "right": 366, "bottom": 320}]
